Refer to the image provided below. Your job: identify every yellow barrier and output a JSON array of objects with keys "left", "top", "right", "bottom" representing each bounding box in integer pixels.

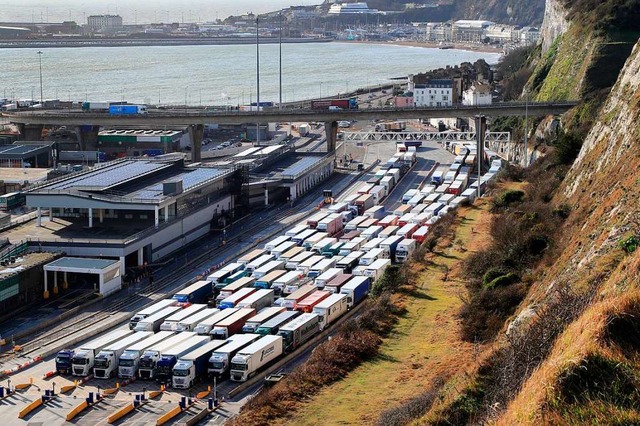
[
  {"left": 196, "top": 390, "right": 210, "bottom": 399},
  {"left": 15, "top": 378, "right": 33, "bottom": 390},
  {"left": 60, "top": 384, "right": 76, "bottom": 394},
  {"left": 65, "top": 400, "right": 88, "bottom": 421},
  {"left": 107, "top": 402, "right": 135, "bottom": 424},
  {"left": 18, "top": 398, "right": 43, "bottom": 419},
  {"left": 156, "top": 405, "right": 182, "bottom": 426},
  {"left": 148, "top": 389, "right": 163, "bottom": 399},
  {"left": 103, "top": 382, "right": 119, "bottom": 395}
]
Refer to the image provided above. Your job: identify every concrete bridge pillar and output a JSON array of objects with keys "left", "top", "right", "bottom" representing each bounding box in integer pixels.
[
  {"left": 324, "top": 121, "right": 338, "bottom": 152},
  {"left": 21, "top": 124, "right": 44, "bottom": 141},
  {"left": 75, "top": 125, "right": 100, "bottom": 151},
  {"left": 188, "top": 124, "right": 204, "bottom": 162}
]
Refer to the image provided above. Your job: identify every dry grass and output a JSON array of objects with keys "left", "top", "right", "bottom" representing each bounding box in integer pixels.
[{"left": 278, "top": 204, "right": 494, "bottom": 425}]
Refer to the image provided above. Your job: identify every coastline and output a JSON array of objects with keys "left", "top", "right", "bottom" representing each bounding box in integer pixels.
[
  {"left": 339, "top": 39, "right": 503, "bottom": 55},
  {"left": 0, "top": 36, "right": 332, "bottom": 49}
]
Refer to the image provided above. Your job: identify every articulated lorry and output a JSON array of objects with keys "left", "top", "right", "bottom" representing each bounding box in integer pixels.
[
  {"left": 229, "top": 335, "right": 284, "bottom": 382},
  {"left": 255, "top": 310, "right": 301, "bottom": 336},
  {"left": 70, "top": 329, "right": 133, "bottom": 377},
  {"left": 313, "top": 293, "right": 348, "bottom": 330},
  {"left": 93, "top": 332, "right": 152, "bottom": 379},
  {"left": 175, "top": 308, "right": 220, "bottom": 332},
  {"left": 154, "top": 335, "right": 211, "bottom": 383},
  {"left": 242, "top": 307, "right": 286, "bottom": 333},
  {"left": 173, "top": 280, "right": 212, "bottom": 305},
  {"left": 129, "top": 299, "right": 177, "bottom": 330},
  {"left": 160, "top": 304, "right": 207, "bottom": 331},
  {"left": 340, "top": 276, "right": 370, "bottom": 308},
  {"left": 118, "top": 331, "right": 175, "bottom": 379},
  {"left": 134, "top": 306, "right": 182, "bottom": 332},
  {"left": 193, "top": 308, "right": 239, "bottom": 335},
  {"left": 172, "top": 340, "right": 228, "bottom": 389},
  {"left": 207, "top": 333, "right": 262, "bottom": 378},
  {"left": 137, "top": 332, "right": 199, "bottom": 380},
  {"left": 210, "top": 308, "right": 256, "bottom": 339},
  {"left": 277, "top": 313, "right": 320, "bottom": 352}
]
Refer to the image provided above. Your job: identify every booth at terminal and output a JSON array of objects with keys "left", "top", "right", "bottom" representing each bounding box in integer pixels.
[{"left": 43, "top": 257, "right": 121, "bottom": 299}]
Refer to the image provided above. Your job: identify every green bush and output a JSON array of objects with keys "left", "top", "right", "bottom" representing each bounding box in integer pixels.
[
  {"left": 554, "top": 130, "right": 584, "bottom": 165},
  {"left": 494, "top": 190, "right": 525, "bottom": 209},
  {"left": 482, "top": 267, "right": 510, "bottom": 287},
  {"left": 370, "top": 265, "right": 403, "bottom": 298},
  {"left": 618, "top": 235, "right": 639, "bottom": 254},
  {"left": 484, "top": 272, "right": 521, "bottom": 290}
]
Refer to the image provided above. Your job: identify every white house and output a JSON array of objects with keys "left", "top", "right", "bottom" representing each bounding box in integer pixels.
[
  {"left": 462, "top": 83, "right": 492, "bottom": 106},
  {"left": 413, "top": 79, "right": 453, "bottom": 107}
]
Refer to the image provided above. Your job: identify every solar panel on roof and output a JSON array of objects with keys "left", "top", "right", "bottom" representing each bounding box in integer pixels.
[{"left": 281, "top": 157, "right": 323, "bottom": 178}]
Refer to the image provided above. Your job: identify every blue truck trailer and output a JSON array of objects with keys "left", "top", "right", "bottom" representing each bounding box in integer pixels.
[
  {"left": 109, "top": 104, "right": 147, "bottom": 115},
  {"left": 173, "top": 280, "right": 212, "bottom": 305},
  {"left": 340, "top": 276, "right": 370, "bottom": 308}
]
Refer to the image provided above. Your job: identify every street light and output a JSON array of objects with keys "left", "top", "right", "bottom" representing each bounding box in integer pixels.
[
  {"left": 524, "top": 87, "right": 529, "bottom": 167},
  {"left": 279, "top": 11, "right": 283, "bottom": 111},
  {"left": 37, "top": 51, "right": 43, "bottom": 104},
  {"left": 256, "top": 16, "right": 260, "bottom": 146}
]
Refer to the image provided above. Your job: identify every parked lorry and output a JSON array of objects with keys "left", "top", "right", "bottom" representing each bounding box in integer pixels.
[
  {"left": 218, "top": 287, "right": 256, "bottom": 310},
  {"left": 336, "top": 253, "right": 362, "bottom": 273},
  {"left": 316, "top": 213, "right": 344, "bottom": 236},
  {"left": 109, "top": 104, "right": 147, "bottom": 115},
  {"left": 193, "top": 308, "right": 239, "bottom": 335},
  {"left": 307, "top": 211, "right": 329, "bottom": 229},
  {"left": 154, "top": 335, "right": 211, "bottom": 383},
  {"left": 242, "top": 307, "right": 287, "bottom": 333},
  {"left": 360, "top": 247, "right": 384, "bottom": 266},
  {"left": 364, "top": 258, "right": 391, "bottom": 282},
  {"left": 295, "top": 290, "right": 330, "bottom": 313},
  {"left": 255, "top": 310, "right": 301, "bottom": 336},
  {"left": 215, "top": 277, "right": 256, "bottom": 304},
  {"left": 254, "top": 270, "right": 287, "bottom": 289},
  {"left": 285, "top": 251, "right": 315, "bottom": 270},
  {"left": 176, "top": 308, "right": 220, "bottom": 332},
  {"left": 308, "top": 258, "right": 337, "bottom": 279},
  {"left": 355, "top": 194, "right": 375, "bottom": 215},
  {"left": 129, "top": 299, "right": 178, "bottom": 330},
  {"left": 207, "top": 333, "right": 262, "bottom": 377},
  {"left": 279, "top": 246, "right": 305, "bottom": 264},
  {"left": 230, "top": 335, "right": 284, "bottom": 382},
  {"left": 397, "top": 223, "right": 420, "bottom": 240},
  {"left": 245, "top": 254, "right": 276, "bottom": 275},
  {"left": 210, "top": 308, "right": 256, "bottom": 339},
  {"left": 264, "top": 235, "right": 291, "bottom": 252},
  {"left": 281, "top": 284, "right": 316, "bottom": 310},
  {"left": 272, "top": 270, "right": 304, "bottom": 295},
  {"left": 311, "top": 237, "right": 337, "bottom": 255},
  {"left": 238, "top": 248, "right": 266, "bottom": 266},
  {"left": 378, "top": 214, "right": 399, "bottom": 228},
  {"left": 324, "top": 273, "right": 353, "bottom": 294},
  {"left": 137, "top": 332, "right": 199, "bottom": 380},
  {"left": 277, "top": 313, "right": 321, "bottom": 352},
  {"left": 118, "top": 331, "right": 175, "bottom": 379},
  {"left": 413, "top": 226, "right": 430, "bottom": 244},
  {"left": 313, "top": 293, "right": 348, "bottom": 330},
  {"left": 314, "top": 268, "right": 343, "bottom": 289},
  {"left": 134, "top": 306, "right": 182, "bottom": 332},
  {"left": 236, "top": 289, "right": 275, "bottom": 312},
  {"left": 66, "top": 329, "right": 133, "bottom": 376},
  {"left": 380, "top": 226, "right": 399, "bottom": 239},
  {"left": 93, "top": 332, "right": 153, "bottom": 379},
  {"left": 172, "top": 340, "right": 229, "bottom": 389},
  {"left": 271, "top": 241, "right": 297, "bottom": 259},
  {"left": 322, "top": 241, "right": 345, "bottom": 257},
  {"left": 395, "top": 239, "right": 417, "bottom": 263},
  {"left": 296, "top": 255, "right": 326, "bottom": 275},
  {"left": 252, "top": 260, "right": 285, "bottom": 279},
  {"left": 345, "top": 215, "right": 368, "bottom": 231},
  {"left": 340, "top": 276, "right": 370, "bottom": 308},
  {"left": 291, "top": 229, "right": 317, "bottom": 246},
  {"left": 172, "top": 280, "right": 212, "bottom": 305},
  {"left": 285, "top": 224, "right": 308, "bottom": 238},
  {"left": 160, "top": 304, "right": 207, "bottom": 331},
  {"left": 379, "top": 235, "right": 404, "bottom": 260}
]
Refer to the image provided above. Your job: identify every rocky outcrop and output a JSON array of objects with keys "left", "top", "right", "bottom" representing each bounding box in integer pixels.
[{"left": 540, "top": 0, "right": 570, "bottom": 52}]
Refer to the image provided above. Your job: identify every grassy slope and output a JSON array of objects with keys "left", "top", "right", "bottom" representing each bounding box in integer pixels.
[{"left": 281, "top": 204, "right": 492, "bottom": 425}]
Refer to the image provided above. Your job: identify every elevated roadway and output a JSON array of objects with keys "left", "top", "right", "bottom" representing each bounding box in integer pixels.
[{"left": 2, "top": 101, "right": 577, "bottom": 161}]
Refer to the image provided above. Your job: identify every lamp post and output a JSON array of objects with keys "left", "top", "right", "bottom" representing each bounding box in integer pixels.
[
  {"left": 320, "top": 82, "right": 322, "bottom": 100},
  {"left": 37, "top": 51, "right": 43, "bottom": 104},
  {"left": 256, "top": 16, "right": 260, "bottom": 146},
  {"left": 279, "top": 11, "right": 283, "bottom": 111},
  {"left": 524, "top": 87, "right": 529, "bottom": 167}
]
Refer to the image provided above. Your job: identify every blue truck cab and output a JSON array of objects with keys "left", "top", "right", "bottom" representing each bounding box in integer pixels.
[{"left": 55, "top": 349, "right": 75, "bottom": 374}]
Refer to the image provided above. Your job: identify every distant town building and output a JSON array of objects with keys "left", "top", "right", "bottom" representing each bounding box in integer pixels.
[
  {"left": 0, "top": 26, "right": 31, "bottom": 38},
  {"left": 424, "top": 22, "right": 452, "bottom": 42},
  {"left": 394, "top": 93, "right": 414, "bottom": 108},
  {"left": 484, "top": 25, "right": 517, "bottom": 44},
  {"left": 462, "top": 83, "right": 492, "bottom": 106},
  {"left": 452, "top": 20, "right": 494, "bottom": 43},
  {"left": 328, "top": 2, "right": 378, "bottom": 14},
  {"left": 87, "top": 14, "right": 123, "bottom": 32},
  {"left": 413, "top": 79, "right": 453, "bottom": 107},
  {"left": 519, "top": 27, "right": 540, "bottom": 46}
]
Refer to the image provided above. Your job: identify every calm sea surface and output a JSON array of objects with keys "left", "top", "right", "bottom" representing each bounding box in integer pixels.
[{"left": 1, "top": 42, "right": 500, "bottom": 105}]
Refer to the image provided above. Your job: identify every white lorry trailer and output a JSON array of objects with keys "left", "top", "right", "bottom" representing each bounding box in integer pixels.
[
  {"left": 71, "top": 329, "right": 134, "bottom": 377},
  {"left": 160, "top": 304, "right": 207, "bottom": 331},
  {"left": 207, "top": 333, "right": 261, "bottom": 377},
  {"left": 137, "top": 332, "right": 198, "bottom": 380},
  {"left": 229, "top": 335, "right": 284, "bottom": 382},
  {"left": 312, "top": 293, "right": 348, "bottom": 330},
  {"left": 118, "top": 331, "right": 175, "bottom": 379},
  {"left": 93, "top": 332, "right": 153, "bottom": 379},
  {"left": 129, "top": 299, "right": 177, "bottom": 330}
]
